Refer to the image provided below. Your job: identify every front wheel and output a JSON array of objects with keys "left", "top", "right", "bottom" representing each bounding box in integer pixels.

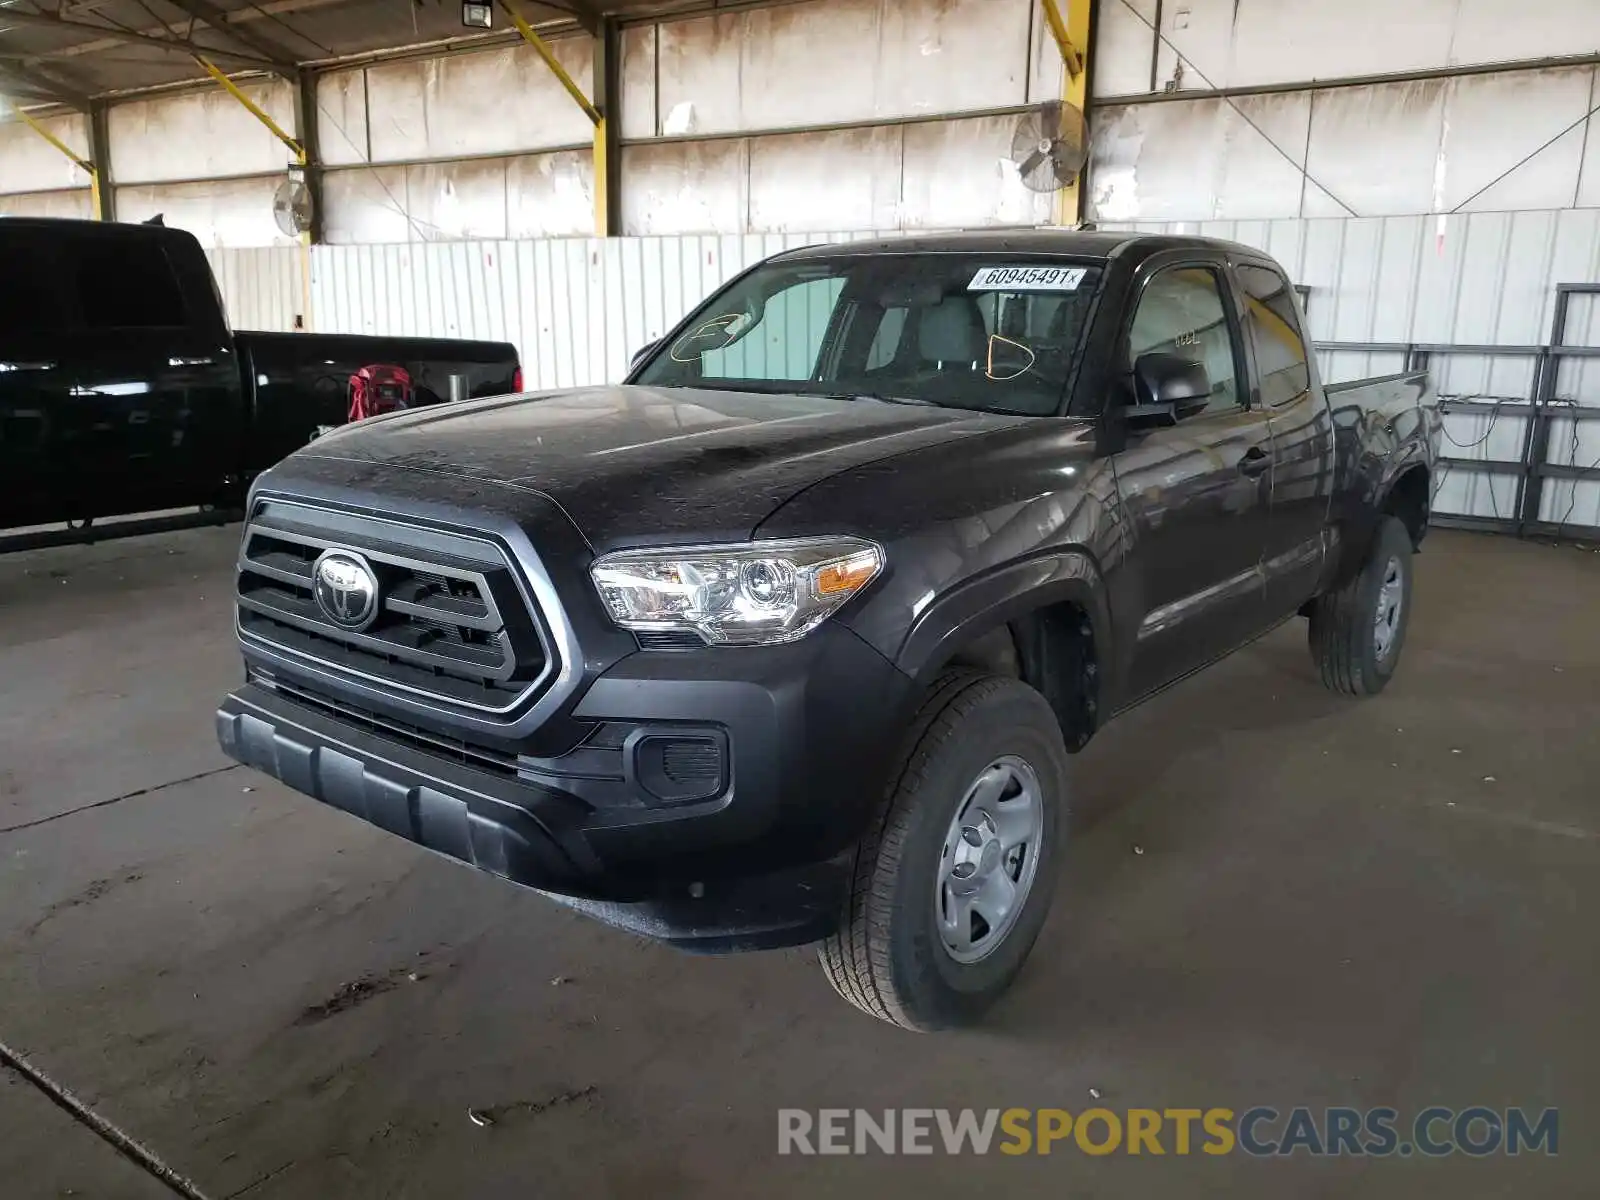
[
  {"left": 819, "top": 672, "right": 1069, "bottom": 1031},
  {"left": 1308, "top": 515, "right": 1415, "bottom": 696}
]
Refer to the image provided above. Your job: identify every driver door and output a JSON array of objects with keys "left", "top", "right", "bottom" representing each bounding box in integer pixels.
[{"left": 1112, "top": 257, "right": 1275, "bottom": 703}]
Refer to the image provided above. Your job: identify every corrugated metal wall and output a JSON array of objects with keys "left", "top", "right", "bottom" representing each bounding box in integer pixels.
[
  {"left": 206, "top": 247, "right": 309, "bottom": 332},
  {"left": 208, "top": 216, "right": 1600, "bottom": 530}
]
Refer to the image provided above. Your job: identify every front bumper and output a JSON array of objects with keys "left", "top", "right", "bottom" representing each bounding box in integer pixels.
[{"left": 217, "top": 624, "right": 914, "bottom": 951}]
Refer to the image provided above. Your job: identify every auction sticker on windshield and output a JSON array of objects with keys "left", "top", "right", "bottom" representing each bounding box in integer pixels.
[{"left": 968, "top": 266, "right": 1087, "bottom": 292}]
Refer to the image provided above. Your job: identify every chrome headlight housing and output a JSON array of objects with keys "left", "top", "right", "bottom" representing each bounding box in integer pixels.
[{"left": 590, "top": 536, "right": 884, "bottom": 646}]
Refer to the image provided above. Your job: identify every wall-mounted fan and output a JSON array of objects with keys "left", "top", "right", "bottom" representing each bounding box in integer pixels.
[
  {"left": 1009, "top": 100, "right": 1090, "bottom": 193},
  {"left": 273, "top": 167, "right": 314, "bottom": 237}
]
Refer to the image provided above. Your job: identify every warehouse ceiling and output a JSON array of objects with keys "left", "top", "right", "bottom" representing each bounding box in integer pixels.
[{"left": 0, "top": 0, "right": 701, "bottom": 106}]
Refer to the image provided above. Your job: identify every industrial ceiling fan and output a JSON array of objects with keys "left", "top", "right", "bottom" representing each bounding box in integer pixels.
[
  {"left": 272, "top": 166, "right": 314, "bottom": 238},
  {"left": 1009, "top": 100, "right": 1090, "bottom": 193}
]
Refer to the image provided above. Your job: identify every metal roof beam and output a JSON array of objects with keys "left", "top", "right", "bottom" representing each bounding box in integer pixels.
[
  {"left": 0, "top": 58, "right": 91, "bottom": 106},
  {"left": 156, "top": 0, "right": 301, "bottom": 73},
  {"left": 0, "top": 6, "right": 283, "bottom": 74},
  {"left": 537, "top": 0, "right": 601, "bottom": 34}
]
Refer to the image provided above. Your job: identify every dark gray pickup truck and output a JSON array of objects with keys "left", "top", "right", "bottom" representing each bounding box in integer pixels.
[{"left": 217, "top": 231, "right": 1440, "bottom": 1030}]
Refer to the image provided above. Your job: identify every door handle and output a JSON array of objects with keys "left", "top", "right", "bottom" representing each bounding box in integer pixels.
[{"left": 1237, "top": 446, "right": 1271, "bottom": 477}]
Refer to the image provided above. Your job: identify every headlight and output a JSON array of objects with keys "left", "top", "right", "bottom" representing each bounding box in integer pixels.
[{"left": 590, "top": 536, "right": 884, "bottom": 646}]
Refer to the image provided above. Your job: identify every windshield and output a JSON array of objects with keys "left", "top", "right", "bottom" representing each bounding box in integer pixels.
[{"left": 632, "top": 254, "right": 1104, "bottom": 417}]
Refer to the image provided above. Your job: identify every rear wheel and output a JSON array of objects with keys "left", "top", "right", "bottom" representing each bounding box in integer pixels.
[
  {"left": 1308, "top": 515, "right": 1415, "bottom": 696},
  {"left": 819, "top": 671, "right": 1068, "bottom": 1031}
]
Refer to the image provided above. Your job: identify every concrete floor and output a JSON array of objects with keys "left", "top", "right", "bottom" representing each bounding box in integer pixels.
[{"left": 1, "top": 527, "right": 1595, "bottom": 1199}]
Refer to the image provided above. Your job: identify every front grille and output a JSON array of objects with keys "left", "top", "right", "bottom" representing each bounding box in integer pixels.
[{"left": 236, "top": 501, "right": 553, "bottom": 714}]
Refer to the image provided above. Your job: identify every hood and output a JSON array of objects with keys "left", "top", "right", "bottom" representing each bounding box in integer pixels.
[{"left": 291, "top": 384, "right": 1028, "bottom": 550}]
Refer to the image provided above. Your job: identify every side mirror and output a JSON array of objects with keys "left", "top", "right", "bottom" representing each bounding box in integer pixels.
[
  {"left": 629, "top": 340, "right": 660, "bottom": 371},
  {"left": 1127, "top": 352, "right": 1211, "bottom": 424}
]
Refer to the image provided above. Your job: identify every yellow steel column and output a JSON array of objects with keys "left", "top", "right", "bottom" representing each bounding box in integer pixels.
[
  {"left": 501, "top": 0, "right": 612, "bottom": 237},
  {"left": 1039, "top": 0, "right": 1094, "bottom": 226},
  {"left": 592, "top": 114, "right": 610, "bottom": 236},
  {"left": 16, "top": 107, "right": 102, "bottom": 219},
  {"left": 194, "top": 55, "right": 305, "bottom": 166},
  {"left": 194, "top": 56, "right": 317, "bottom": 324},
  {"left": 501, "top": 3, "right": 601, "bottom": 123}
]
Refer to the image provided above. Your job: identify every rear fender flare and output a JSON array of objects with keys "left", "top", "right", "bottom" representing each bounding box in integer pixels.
[{"left": 1328, "top": 453, "right": 1432, "bottom": 591}]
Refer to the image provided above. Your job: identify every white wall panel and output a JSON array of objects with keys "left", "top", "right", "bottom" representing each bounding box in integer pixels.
[
  {"left": 1087, "top": 0, "right": 1157, "bottom": 100},
  {"left": 1221, "top": 0, "right": 1461, "bottom": 89},
  {"left": 620, "top": 140, "right": 749, "bottom": 236},
  {"left": 401, "top": 159, "right": 510, "bottom": 241},
  {"left": 323, "top": 166, "right": 414, "bottom": 243},
  {"left": 109, "top": 83, "right": 298, "bottom": 184},
  {"left": 0, "top": 113, "right": 90, "bottom": 194},
  {"left": 316, "top": 70, "right": 371, "bottom": 168},
  {"left": 873, "top": 0, "right": 1033, "bottom": 116},
  {"left": 206, "top": 246, "right": 307, "bottom": 331},
  {"left": 1302, "top": 81, "right": 1448, "bottom": 218},
  {"left": 899, "top": 114, "right": 1053, "bottom": 229},
  {"left": 654, "top": 14, "right": 741, "bottom": 138},
  {"left": 506, "top": 151, "right": 595, "bottom": 238},
  {"left": 655, "top": 0, "right": 1034, "bottom": 138},
  {"left": 358, "top": 39, "right": 594, "bottom": 164},
  {"left": 620, "top": 24, "right": 658, "bottom": 141},
  {"left": 1091, "top": 93, "right": 1312, "bottom": 221},
  {"left": 747, "top": 127, "right": 902, "bottom": 232},
  {"left": 1094, "top": 0, "right": 1600, "bottom": 99},
  {"left": 1452, "top": 0, "right": 1600, "bottom": 68},
  {"left": 623, "top": 118, "right": 1042, "bottom": 238},
  {"left": 1441, "top": 68, "right": 1594, "bottom": 213},
  {"left": 0, "top": 189, "right": 93, "bottom": 219},
  {"left": 1092, "top": 67, "right": 1600, "bottom": 222},
  {"left": 115, "top": 177, "right": 294, "bottom": 248},
  {"left": 323, "top": 151, "right": 593, "bottom": 243}
]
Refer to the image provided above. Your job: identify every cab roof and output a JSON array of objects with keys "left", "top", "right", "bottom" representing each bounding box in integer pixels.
[{"left": 777, "top": 228, "right": 1263, "bottom": 263}]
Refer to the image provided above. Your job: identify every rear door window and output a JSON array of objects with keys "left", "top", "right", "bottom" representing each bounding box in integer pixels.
[{"left": 1237, "top": 262, "right": 1310, "bottom": 406}]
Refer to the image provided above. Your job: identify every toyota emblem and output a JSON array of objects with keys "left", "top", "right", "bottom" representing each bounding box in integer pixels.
[{"left": 312, "top": 549, "right": 380, "bottom": 631}]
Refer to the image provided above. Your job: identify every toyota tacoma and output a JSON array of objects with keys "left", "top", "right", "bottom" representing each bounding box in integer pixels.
[{"left": 216, "top": 231, "right": 1440, "bottom": 1030}]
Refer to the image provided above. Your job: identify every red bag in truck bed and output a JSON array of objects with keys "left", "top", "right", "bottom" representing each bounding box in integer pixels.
[{"left": 348, "top": 363, "right": 413, "bottom": 423}]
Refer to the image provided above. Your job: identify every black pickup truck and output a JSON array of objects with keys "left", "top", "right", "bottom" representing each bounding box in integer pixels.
[
  {"left": 217, "top": 231, "right": 1440, "bottom": 1030},
  {"left": 0, "top": 217, "right": 518, "bottom": 537}
]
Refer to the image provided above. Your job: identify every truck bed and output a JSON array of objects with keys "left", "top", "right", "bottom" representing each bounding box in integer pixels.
[{"left": 237, "top": 331, "right": 519, "bottom": 477}]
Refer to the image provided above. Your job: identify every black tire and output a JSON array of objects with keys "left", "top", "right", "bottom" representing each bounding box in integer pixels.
[
  {"left": 1308, "top": 515, "right": 1415, "bottom": 696},
  {"left": 819, "top": 671, "right": 1069, "bottom": 1031}
]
